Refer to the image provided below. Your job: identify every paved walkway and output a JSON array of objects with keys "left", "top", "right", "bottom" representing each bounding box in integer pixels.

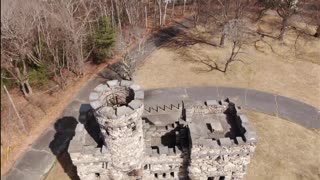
[{"left": 2, "top": 19, "right": 320, "bottom": 180}]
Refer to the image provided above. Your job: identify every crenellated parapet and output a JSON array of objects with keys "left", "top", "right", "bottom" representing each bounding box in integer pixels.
[{"left": 69, "top": 83, "right": 257, "bottom": 180}]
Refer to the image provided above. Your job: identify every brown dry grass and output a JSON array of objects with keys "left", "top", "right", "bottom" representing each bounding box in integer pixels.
[
  {"left": 245, "top": 111, "right": 320, "bottom": 180},
  {"left": 133, "top": 15, "right": 320, "bottom": 108}
]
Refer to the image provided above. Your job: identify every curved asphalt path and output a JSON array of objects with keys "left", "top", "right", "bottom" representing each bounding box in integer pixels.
[{"left": 2, "top": 19, "right": 320, "bottom": 180}]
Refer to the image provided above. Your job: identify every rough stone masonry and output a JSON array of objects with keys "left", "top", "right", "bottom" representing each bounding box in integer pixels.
[{"left": 69, "top": 80, "right": 258, "bottom": 180}]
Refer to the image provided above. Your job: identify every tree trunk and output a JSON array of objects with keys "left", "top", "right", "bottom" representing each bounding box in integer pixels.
[
  {"left": 278, "top": 17, "right": 288, "bottom": 40},
  {"left": 220, "top": 33, "right": 226, "bottom": 47},
  {"left": 158, "top": 0, "right": 162, "bottom": 27},
  {"left": 183, "top": 0, "right": 186, "bottom": 15},
  {"left": 114, "top": 0, "right": 122, "bottom": 31},
  {"left": 24, "top": 80, "right": 33, "bottom": 95},
  {"left": 145, "top": 5, "right": 148, "bottom": 29},
  {"left": 163, "top": 1, "right": 169, "bottom": 26},
  {"left": 315, "top": 25, "right": 320, "bottom": 38},
  {"left": 111, "top": 0, "right": 115, "bottom": 28},
  {"left": 171, "top": 0, "right": 175, "bottom": 19},
  {"left": 3, "top": 85, "right": 28, "bottom": 134},
  {"left": 125, "top": 7, "right": 132, "bottom": 25}
]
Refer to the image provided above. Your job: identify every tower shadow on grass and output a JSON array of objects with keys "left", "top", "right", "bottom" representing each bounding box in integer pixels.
[
  {"left": 49, "top": 103, "right": 104, "bottom": 180},
  {"left": 49, "top": 116, "right": 80, "bottom": 180}
]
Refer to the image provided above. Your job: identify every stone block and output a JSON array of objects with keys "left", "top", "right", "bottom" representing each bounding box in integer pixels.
[
  {"left": 130, "top": 84, "right": 141, "bottom": 91},
  {"left": 144, "top": 123, "right": 150, "bottom": 129},
  {"left": 94, "top": 84, "right": 108, "bottom": 92},
  {"left": 90, "top": 100, "right": 102, "bottom": 110},
  {"left": 84, "top": 133, "right": 97, "bottom": 146},
  {"left": 116, "top": 106, "right": 133, "bottom": 116},
  {"left": 219, "top": 138, "right": 232, "bottom": 147},
  {"left": 101, "top": 146, "right": 108, "bottom": 154},
  {"left": 159, "top": 146, "right": 169, "bottom": 154},
  {"left": 129, "top": 100, "right": 142, "bottom": 110},
  {"left": 82, "top": 146, "right": 96, "bottom": 154},
  {"left": 210, "top": 121, "right": 224, "bottom": 132},
  {"left": 75, "top": 123, "right": 85, "bottom": 132},
  {"left": 99, "top": 107, "right": 117, "bottom": 119},
  {"left": 156, "top": 126, "right": 167, "bottom": 132},
  {"left": 204, "top": 139, "right": 219, "bottom": 148},
  {"left": 168, "top": 148, "right": 175, "bottom": 156},
  {"left": 135, "top": 90, "right": 144, "bottom": 100},
  {"left": 89, "top": 92, "right": 99, "bottom": 101},
  {"left": 69, "top": 138, "right": 83, "bottom": 153},
  {"left": 106, "top": 80, "right": 119, "bottom": 87},
  {"left": 152, "top": 148, "right": 159, "bottom": 156},
  {"left": 145, "top": 147, "right": 152, "bottom": 155},
  {"left": 245, "top": 131, "right": 257, "bottom": 143},
  {"left": 120, "top": 80, "right": 133, "bottom": 87},
  {"left": 239, "top": 115, "right": 249, "bottom": 123},
  {"left": 236, "top": 137, "right": 245, "bottom": 145},
  {"left": 206, "top": 100, "right": 219, "bottom": 106}
]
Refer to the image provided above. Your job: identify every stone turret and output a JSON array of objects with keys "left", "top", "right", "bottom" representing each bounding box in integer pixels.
[{"left": 89, "top": 80, "right": 145, "bottom": 175}]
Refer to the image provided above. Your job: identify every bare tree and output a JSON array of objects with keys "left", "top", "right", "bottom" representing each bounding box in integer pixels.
[
  {"left": 1, "top": 0, "right": 42, "bottom": 96},
  {"left": 276, "top": 0, "right": 300, "bottom": 40},
  {"left": 257, "top": 0, "right": 300, "bottom": 40},
  {"left": 215, "top": 0, "right": 248, "bottom": 47},
  {"left": 162, "top": 0, "right": 170, "bottom": 26},
  {"left": 180, "top": 19, "right": 247, "bottom": 73},
  {"left": 43, "top": 0, "right": 94, "bottom": 76}
]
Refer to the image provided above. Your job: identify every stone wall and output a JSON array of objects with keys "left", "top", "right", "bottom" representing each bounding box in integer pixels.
[
  {"left": 188, "top": 137, "right": 256, "bottom": 180},
  {"left": 187, "top": 100, "right": 257, "bottom": 180},
  {"left": 89, "top": 80, "right": 145, "bottom": 174}
]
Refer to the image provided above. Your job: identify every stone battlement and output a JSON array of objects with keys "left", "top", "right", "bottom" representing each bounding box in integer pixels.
[{"left": 68, "top": 81, "right": 257, "bottom": 180}]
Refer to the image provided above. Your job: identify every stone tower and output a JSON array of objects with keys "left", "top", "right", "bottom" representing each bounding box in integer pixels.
[{"left": 89, "top": 80, "right": 145, "bottom": 176}]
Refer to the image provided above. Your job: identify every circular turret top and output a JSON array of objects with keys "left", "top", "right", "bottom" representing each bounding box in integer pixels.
[{"left": 89, "top": 80, "right": 144, "bottom": 120}]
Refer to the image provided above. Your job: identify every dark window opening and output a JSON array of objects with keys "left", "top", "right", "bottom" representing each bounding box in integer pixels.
[
  {"left": 155, "top": 173, "right": 158, "bottom": 178},
  {"left": 170, "top": 172, "right": 174, "bottom": 177},
  {"left": 95, "top": 173, "right": 100, "bottom": 177},
  {"left": 219, "top": 176, "right": 225, "bottom": 180},
  {"left": 163, "top": 173, "right": 166, "bottom": 178},
  {"left": 144, "top": 165, "right": 148, "bottom": 170}
]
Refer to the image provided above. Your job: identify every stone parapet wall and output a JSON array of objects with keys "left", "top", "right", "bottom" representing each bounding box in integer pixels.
[{"left": 143, "top": 146, "right": 189, "bottom": 179}]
